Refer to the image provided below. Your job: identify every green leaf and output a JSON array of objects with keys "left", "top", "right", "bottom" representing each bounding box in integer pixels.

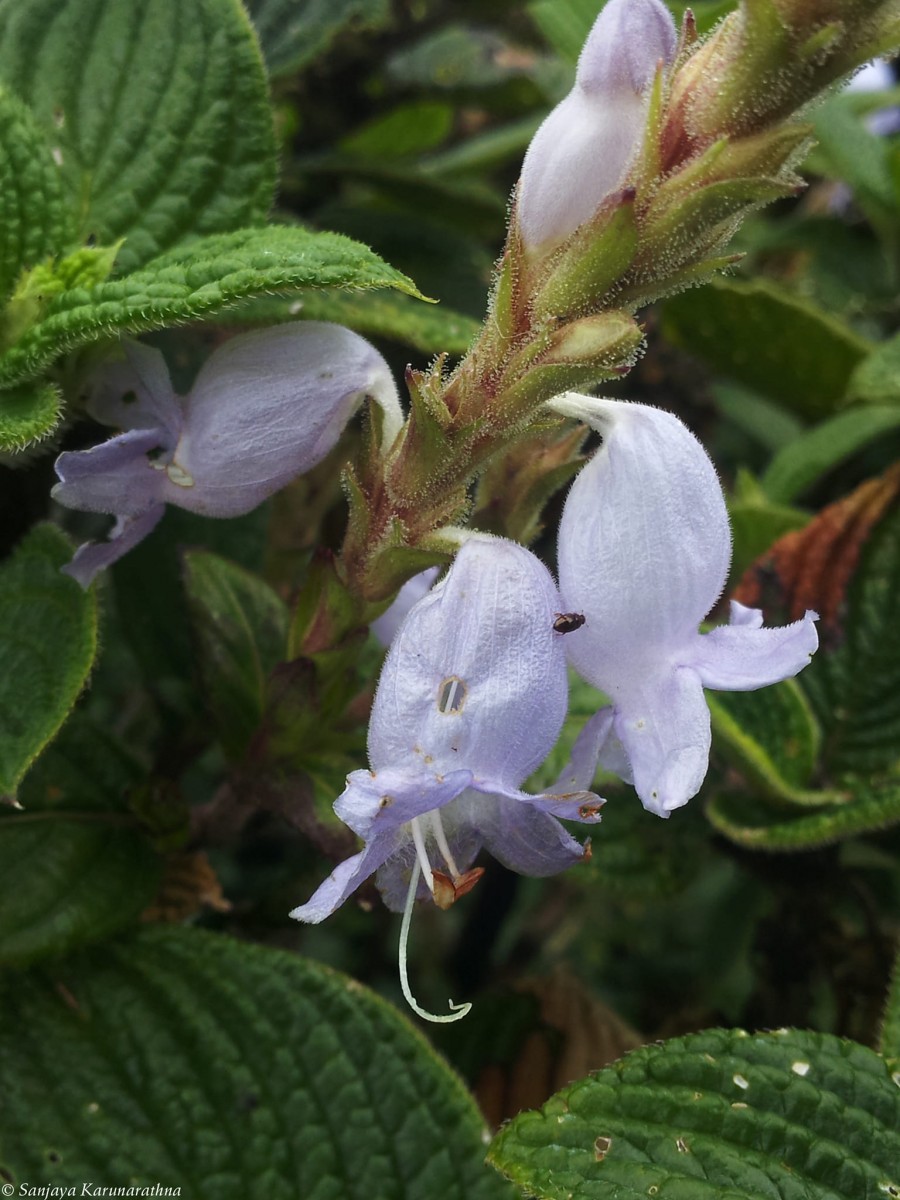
[
  {"left": 245, "top": 0, "right": 391, "bottom": 80},
  {"left": 0, "top": 926, "right": 517, "bottom": 1200},
  {"left": 847, "top": 332, "right": 900, "bottom": 405},
  {"left": 706, "top": 778, "right": 900, "bottom": 850},
  {"left": 881, "top": 945, "right": 900, "bottom": 1067},
  {"left": 0, "top": 524, "right": 97, "bottom": 798},
  {"left": 0, "top": 378, "right": 61, "bottom": 448},
  {"left": 488, "top": 1027, "right": 900, "bottom": 1199},
  {"left": 762, "top": 406, "right": 900, "bottom": 503},
  {"left": 810, "top": 95, "right": 898, "bottom": 233},
  {"left": 0, "top": 818, "right": 161, "bottom": 967},
  {"left": 800, "top": 495, "right": 900, "bottom": 776},
  {"left": 728, "top": 469, "right": 809, "bottom": 582},
  {"left": 183, "top": 550, "right": 289, "bottom": 759},
  {"left": 340, "top": 101, "right": 454, "bottom": 160},
  {"left": 661, "top": 278, "right": 872, "bottom": 419},
  {"left": 232, "top": 288, "right": 480, "bottom": 355},
  {"left": 708, "top": 680, "right": 833, "bottom": 806},
  {"left": 0, "top": 225, "right": 425, "bottom": 393},
  {"left": 0, "top": 85, "right": 68, "bottom": 302},
  {"left": 0, "top": 0, "right": 276, "bottom": 273}
]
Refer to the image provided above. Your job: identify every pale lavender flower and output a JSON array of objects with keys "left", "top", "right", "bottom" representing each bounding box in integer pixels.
[
  {"left": 516, "top": 0, "right": 677, "bottom": 249},
  {"left": 370, "top": 566, "right": 440, "bottom": 646},
  {"left": 53, "top": 322, "right": 402, "bottom": 586},
  {"left": 291, "top": 535, "right": 603, "bottom": 1020},
  {"left": 551, "top": 393, "right": 818, "bottom": 818}
]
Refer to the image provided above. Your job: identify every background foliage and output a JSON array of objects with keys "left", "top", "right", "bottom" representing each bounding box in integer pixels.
[{"left": 1, "top": 0, "right": 900, "bottom": 1197}]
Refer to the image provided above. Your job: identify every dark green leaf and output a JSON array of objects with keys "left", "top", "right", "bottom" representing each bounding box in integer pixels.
[
  {"left": 762, "top": 406, "right": 900, "bottom": 503},
  {"left": 661, "top": 278, "right": 871, "bottom": 419},
  {"left": 706, "top": 778, "right": 900, "bottom": 850},
  {"left": 245, "top": 0, "right": 391, "bottom": 80},
  {"left": 0, "top": 926, "right": 517, "bottom": 1200},
  {"left": 0, "top": 85, "right": 68, "bottom": 301},
  {"left": 0, "top": 818, "right": 160, "bottom": 966},
  {"left": 0, "top": 0, "right": 276, "bottom": 273},
  {"left": 881, "top": 945, "right": 900, "bottom": 1068},
  {"left": 0, "top": 524, "right": 97, "bottom": 798},
  {"left": 709, "top": 680, "right": 831, "bottom": 805},
  {"left": 0, "top": 225, "right": 425, "bottom": 392},
  {"left": 183, "top": 550, "right": 289, "bottom": 759},
  {"left": 340, "top": 102, "right": 454, "bottom": 160},
  {"left": 489, "top": 1027, "right": 900, "bottom": 1199},
  {"left": 848, "top": 333, "right": 900, "bottom": 405}
]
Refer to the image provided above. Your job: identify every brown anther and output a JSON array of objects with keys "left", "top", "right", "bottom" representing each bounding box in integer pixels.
[
  {"left": 431, "top": 867, "right": 485, "bottom": 911},
  {"left": 579, "top": 803, "right": 602, "bottom": 819}
]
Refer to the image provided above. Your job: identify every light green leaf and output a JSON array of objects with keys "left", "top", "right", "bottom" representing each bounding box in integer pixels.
[
  {"left": 706, "top": 778, "right": 900, "bottom": 850},
  {"left": 0, "top": 378, "right": 61, "bottom": 448},
  {"left": 662, "top": 278, "right": 872, "bottom": 418},
  {"left": 847, "top": 332, "right": 900, "bottom": 405},
  {"left": 245, "top": 0, "right": 391, "bottom": 80},
  {"left": 0, "top": 926, "right": 517, "bottom": 1200},
  {"left": 0, "top": 225, "right": 425, "bottom": 393},
  {"left": 0, "top": 524, "right": 97, "bottom": 798},
  {"left": 728, "top": 471, "right": 809, "bottom": 582},
  {"left": 762, "top": 406, "right": 900, "bottom": 503},
  {"left": 0, "top": 0, "right": 276, "bottom": 273},
  {"left": 183, "top": 550, "right": 289, "bottom": 760},
  {"left": 810, "top": 95, "right": 898, "bottom": 232},
  {"left": 233, "top": 287, "right": 479, "bottom": 354},
  {"left": 489, "top": 1027, "right": 900, "bottom": 1199},
  {"left": 0, "top": 85, "right": 68, "bottom": 302}
]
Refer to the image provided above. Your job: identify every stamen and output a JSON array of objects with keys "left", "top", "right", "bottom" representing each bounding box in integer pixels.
[
  {"left": 409, "top": 816, "right": 434, "bottom": 893},
  {"left": 398, "top": 859, "right": 472, "bottom": 1025},
  {"left": 430, "top": 810, "right": 461, "bottom": 880}
]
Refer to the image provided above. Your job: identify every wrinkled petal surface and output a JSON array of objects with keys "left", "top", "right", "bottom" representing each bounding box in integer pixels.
[
  {"left": 686, "top": 606, "right": 819, "bottom": 691},
  {"left": 369, "top": 536, "right": 569, "bottom": 787},
  {"left": 371, "top": 567, "right": 440, "bottom": 647},
  {"left": 61, "top": 505, "right": 165, "bottom": 588},
  {"left": 516, "top": 0, "right": 676, "bottom": 248},
  {"left": 461, "top": 789, "right": 591, "bottom": 877},
  {"left": 53, "top": 428, "right": 169, "bottom": 517},
  {"left": 171, "top": 322, "right": 402, "bottom": 517},
  {"left": 555, "top": 394, "right": 731, "bottom": 681}
]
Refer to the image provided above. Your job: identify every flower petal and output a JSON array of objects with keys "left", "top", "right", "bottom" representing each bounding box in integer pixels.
[
  {"left": 553, "top": 706, "right": 635, "bottom": 791},
  {"left": 685, "top": 606, "right": 819, "bottom": 691},
  {"left": 290, "top": 766, "right": 473, "bottom": 921},
  {"left": 613, "top": 667, "right": 711, "bottom": 817},
  {"left": 86, "top": 340, "right": 182, "bottom": 437},
  {"left": 460, "top": 789, "right": 591, "bottom": 876},
  {"left": 516, "top": 0, "right": 676, "bottom": 248},
  {"left": 61, "top": 505, "right": 166, "bottom": 588},
  {"left": 368, "top": 536, "right": 569, "bottom": 788},
  {"left": 370, "top": 567, "right": 440, "bottom": 647},
  {"left": 53, "top": 428, "right": 169, "bottom": 516},
  {"left": 171, "top": 322, "right": 402, "bottom": 517},
  {"left": 555, "top": 395, "right": 732, "bottom": 686}
]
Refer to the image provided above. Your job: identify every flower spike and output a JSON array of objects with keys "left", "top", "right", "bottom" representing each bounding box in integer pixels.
[{"left": 551, "top": 393, "right": 818, "bottom": 817}]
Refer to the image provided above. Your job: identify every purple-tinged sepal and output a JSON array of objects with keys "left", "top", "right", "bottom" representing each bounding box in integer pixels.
[{"left": 552, "top": 392, "right": 818, "bottom": 816}]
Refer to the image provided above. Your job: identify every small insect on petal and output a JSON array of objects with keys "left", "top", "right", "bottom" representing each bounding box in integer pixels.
[{"left": 553, "top": 612, "right": 586, "bottom": 634}]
